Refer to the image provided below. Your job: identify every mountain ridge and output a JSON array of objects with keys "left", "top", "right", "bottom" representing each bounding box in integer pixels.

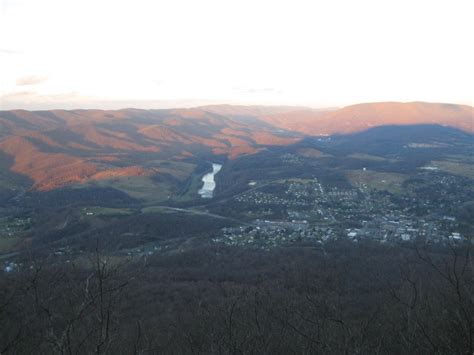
[
  {"left": 0, "top": 101, "right": 472, "bottom": 192},
  {"left": 259, "top": 101, "right": 473, "bottom": 135}
]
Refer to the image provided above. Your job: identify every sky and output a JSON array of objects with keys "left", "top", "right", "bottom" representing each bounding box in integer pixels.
[{"left": 1, "top": 0, "right": 473, "bottom": 110}]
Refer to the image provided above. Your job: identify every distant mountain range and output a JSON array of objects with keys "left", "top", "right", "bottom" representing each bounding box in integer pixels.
[
  {"left": 255, "top": 102, "right": 473, "bottom": 135},
  {"left": 0, "top": 102, "right": 472, "bottom": 192}
]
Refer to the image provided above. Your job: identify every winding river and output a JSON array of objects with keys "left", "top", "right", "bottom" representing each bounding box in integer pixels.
[{"left": 198, "top": 163, "right": 222, "bottom": 198}]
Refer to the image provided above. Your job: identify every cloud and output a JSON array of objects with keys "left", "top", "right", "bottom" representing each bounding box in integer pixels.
[
  {"left": 152, "top": 79, "right": 164, "bottom": 86},
  {"left": 232, "top": 87, "right": 283, "bottom": 94},
  {"left": 0, "top": 48, "right": 23, "bottom": 55},
  {"left": 0, "top": 90, "right": 232, "bottom": 110},
  {"left": 16, "top": 75, "right": 48, "bottom": 86},
  {"left": 0, "top": 90, "right": 84, "bottom": 110},
  {"left": 2, "top": 90, "right": 38, "bottom": 98}
]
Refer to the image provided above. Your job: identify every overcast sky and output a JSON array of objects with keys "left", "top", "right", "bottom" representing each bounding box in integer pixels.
[{"left": 1, "top": 0, "right": 473, "bottom": 110}]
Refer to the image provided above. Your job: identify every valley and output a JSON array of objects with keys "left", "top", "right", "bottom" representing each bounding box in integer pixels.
[
  {"left": 0, "top": 102, "right": 473, "bottom": 354},
  {"left": 2, "top": 0, "right": 472, "bottom": 351},
  {"left": 0, "top": 110, "right": 472, "bottom": 262}
]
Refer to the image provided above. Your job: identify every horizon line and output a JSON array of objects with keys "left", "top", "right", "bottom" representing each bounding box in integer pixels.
[{"left": 1, "top": 100, "right": 473, "bottom": 112}]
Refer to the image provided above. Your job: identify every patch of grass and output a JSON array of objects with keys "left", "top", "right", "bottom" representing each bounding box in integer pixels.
[
  {"left": 82, "top": 207, "right": 134, "bottom": 216},
  {"left": 281, "top": 178, "right": 317, "bottom": 183},
  {"left": 348, "top": 153, "right": 389, "bottom": 162},
  {"left": 443, "top": 154, "right": 474, "bottom": 164},
  {"left": 174, "top": 174, "right": 203, "bottom": 202},
  {"left": 430, "top": 160, "right": 474, "bottom": 180},
  {"left": 88, "top": 161, "right": 197, "bottom": 203},
  {"left": 297, "top": 148, "right": 331, "bottom": 158},
  {"left": 153, "top": 161, "right": 196, "bottom": 180},
  {"left": 0, "top": 236, "right": 21, "bottom": 253},
  {"left": 92, "top": 176, "right": 173, "bottom": 202},
  {"left": 141, "top": 206, "right": 170, "bottom": 214},
  {"left": 346, "top": 170, "right": 407, "bottom": 193}
]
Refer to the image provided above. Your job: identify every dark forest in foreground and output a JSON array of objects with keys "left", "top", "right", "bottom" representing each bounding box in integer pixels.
[{"left": 1, "top": 241, "right": 473, "bottom": 354}]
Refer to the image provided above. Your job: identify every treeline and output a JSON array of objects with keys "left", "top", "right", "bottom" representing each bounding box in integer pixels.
[
  {"left": 18, "top": 187, "right": 138, "bottom": 209},
  {"left": 27, "top": 210, "right": 235, "bottom": 252},
  {"left": 1, "top": 240, "right": 472, "bottom": 354}
]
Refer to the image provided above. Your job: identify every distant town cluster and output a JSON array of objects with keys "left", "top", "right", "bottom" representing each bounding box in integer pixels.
[{"left": 213, "top": 174, "right": 471, "bottom": 249}]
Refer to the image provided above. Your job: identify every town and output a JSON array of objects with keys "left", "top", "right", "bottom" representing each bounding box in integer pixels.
[{"left": 212, "top": 172, "right": 471, "bottom": 249}]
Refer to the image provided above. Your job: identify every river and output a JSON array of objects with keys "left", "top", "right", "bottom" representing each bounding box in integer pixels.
[{"left": 198, "top": 163, "right": 222, "bottom": 198}]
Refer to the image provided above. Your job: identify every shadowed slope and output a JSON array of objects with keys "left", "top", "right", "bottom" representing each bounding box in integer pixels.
[
  {"left": 0, "top": 102, "right": 471, "bottom": 192},
  {"left": 260, "top": 102, "right": 473, "bottom": 135}
]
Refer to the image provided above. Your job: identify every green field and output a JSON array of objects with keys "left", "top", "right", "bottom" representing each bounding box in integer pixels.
[
  {"left": 92, "top": 175, "right": 173, "bottom": 202},
  {"left": 348, "top": 153, "right": 389, "bottom": 161},
  {"left": 0, "top": 236, "right": 21, "bottom": 253},
  {"left": 346, "top": 170, "right": 407, "bottom": 193},
  {"left": 89, "top": 161, "right": 197, "bottom": 203},
  {"left": 174, "top": 173, "right": 203, "bottom": 202},
  {"left": 82, "top": 206, "right": 135, "bottom": 216},
  {"left": 141, "top": 206, "right": 174, "bottom": 214},
  {"left": 0, "top": 216, "right": 31, "bottom": 253},
  {"left": 430, "top": 160, "right": 474, "bottom": 180}
]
